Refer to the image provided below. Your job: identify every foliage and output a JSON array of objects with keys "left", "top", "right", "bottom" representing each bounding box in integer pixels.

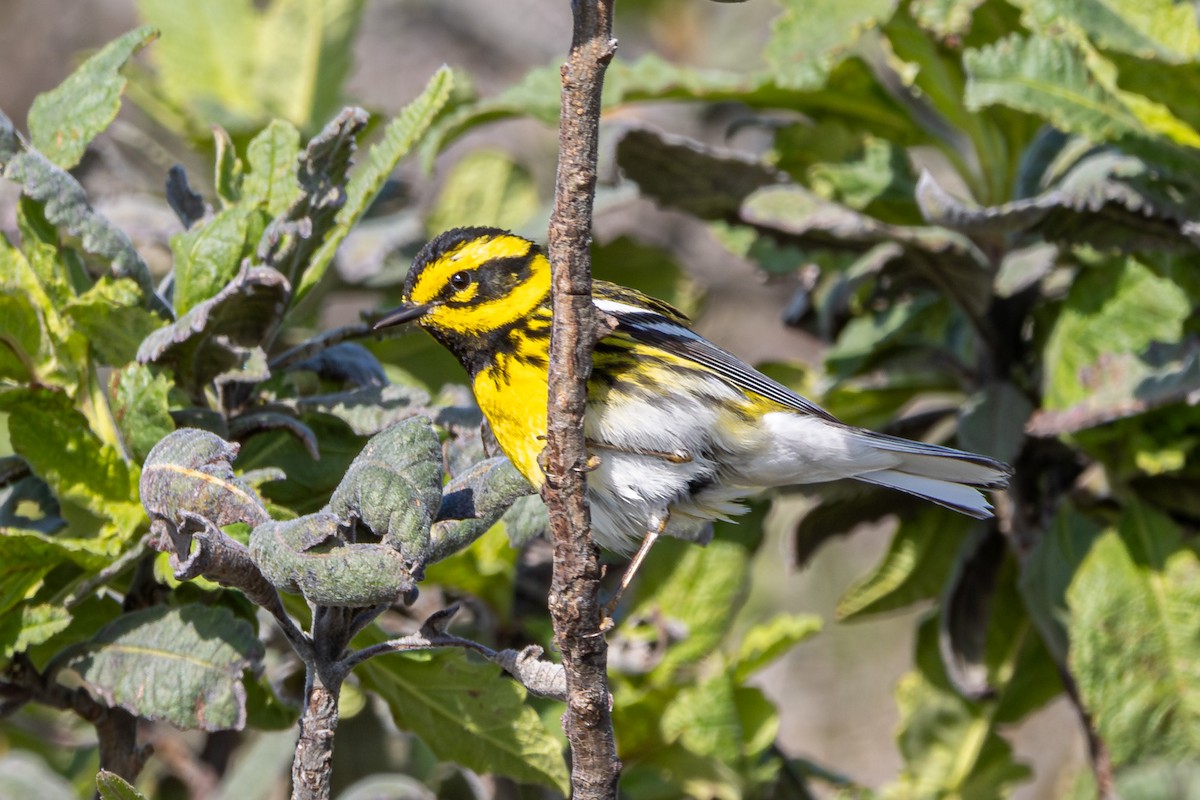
[{"left": 2, "top": 0, "right": 1200, "bottom": 797}]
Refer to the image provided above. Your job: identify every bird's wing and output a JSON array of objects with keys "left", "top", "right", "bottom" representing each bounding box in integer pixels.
[{"left": 591, "top": 291, "right": 840, "bottom": 423}]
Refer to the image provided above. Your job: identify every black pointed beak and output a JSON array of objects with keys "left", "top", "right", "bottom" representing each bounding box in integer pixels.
[{"left": 373, "top": 302, "right": 432, "bottom": 331}]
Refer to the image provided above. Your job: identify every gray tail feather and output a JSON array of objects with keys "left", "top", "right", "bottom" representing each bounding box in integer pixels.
[{"left": 854, "top": 435, "right": 1012, "bottom": 519}]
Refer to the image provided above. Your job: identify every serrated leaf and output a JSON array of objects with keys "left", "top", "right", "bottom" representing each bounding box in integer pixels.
[
  {"left": 1067, "top": 504, "right": 1200, "bottom": 766},
  {"left": 732, "top": 613, "right": 821, "bottom": 682},
  {"left": 360, "top": 650, "right": 569, "bottom": 794},
  {"left": 427, "top": 149, "right": 538, "bottom": 233},
  {"left": 0, "top": 388, "right": 143, "bottom": 543},
  {"left": 297, "top": 66, "right": 454, "bottom": 302},
  {"left": 63, "top": 277, "right": 166, "bottom": 366},
  {"left": 171, "top": 206, "right": 256, "bottom": 316},
  {"left": 0, "top": 603, "right": 72, "bottom": 659},
  {"left": 257, "top": 107, "right": 369, "bottom": 288},
  {"left": 55, "top": 604, "right": 263, "bottom": 731},
  {"left": 1011, "top": 0, "right": 1200, "bottom": 64},
  {"left": 96, "top": 770, "right": 149, "bottom": 800},
  {"left": 27, "top": 26, "right": 157, "bottom": 169},
  {"left": 1042, "top": 256, "right": 1189, "bottom": 412},
  {"left": 838, "top": 509, "right": 970, "bottom": 620},
  {"left": 109, "top": 363, "right": 175, "bottom": 463}
]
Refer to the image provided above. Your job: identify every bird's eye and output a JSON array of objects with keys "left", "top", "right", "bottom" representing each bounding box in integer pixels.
[{"left": 450, "top": 271, "right": 472, "bottom": 290}]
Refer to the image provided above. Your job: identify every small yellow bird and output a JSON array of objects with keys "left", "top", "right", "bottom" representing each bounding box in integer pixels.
[{"left": 375, "top": 227, "right": 1010, "bottom": 561}]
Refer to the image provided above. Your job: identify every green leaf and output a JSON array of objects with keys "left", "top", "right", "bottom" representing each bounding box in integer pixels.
[
  {"left": 962, "top": 32, "right": 1200, "bottom": 146},
  {"left": 1018, "top": 504, "right": 1104, "bottom": 665},
  {"left": 909, "top": 0, "right": 988, "bottom": 38},
  {"left": 766, "top": 0, "right": 900, "bottom": 89},
  {"left": 55, "top": 604, "right": 264, "bottom": 731},
  {"left": 255, "top": 0, "right": 367, "bottom": 132},
  {"left": 1010, "top": 0, "right": 1200, "bottom": 64},
  {"left": 731, "top": 613, "right": 822, "bottom": 682},
  {"left": 0, "top": 388, "right": 143, "bottom": 543},
  {"left": 661, "top": 673, "right": 742, "bottom": 763},
  {"left": 1042, "top": 256, "right": 1189, "bottom": 411},
  {"left": 0, "top": 536, "right": 58, "bottom": 616},
  {"left": 838, "top": 509, "right": 970, "bottom": 620},
  {"left": 297, "top": 66, "right": 454, "bottom": 302},
  {"left": 625, "top": 511, "right": 760, "bottom": 681},
  {"left": 63, "top": 277, "right": 166, "bottom": 366},
  {"left": 2, "top": 137, "right": 170, "bottom": 317},
  {"left": 109, "top": 364, "right": 175, "bottom": 463},
  {"left": 1067, "top": 503, "right": 1200, "bottom": 766},
  {"left": 132, "top": 0, "right": 261, "bottom": 133},
  {"left": 885, "top": 617, "right": 1032, "bottom": 799},
  {"left": 359, "top": 650, "right": 569, "bottom": 794},
  {"left": 96, "top": 770, "right": 149, "bottom": 800},
  {"left": 0, "top": 603, "right": 72, "bottom": 660},
  {"left": 427, "top": 150, "right": 538, "bottom": 234},
  {"left": 170, "top": 206, "right": 257, "bottom": 316},
  {"left": 242, "top": 120, "right": 302, "bottom": 215},
  {"left": 137, "top": 265, "right": 288, "bottom": 395},
  {"left": 27, "top": 26, "right": 158, "bottom": 169}
]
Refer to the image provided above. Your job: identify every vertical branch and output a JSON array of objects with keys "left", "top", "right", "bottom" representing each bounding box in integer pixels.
[{"left": 543, "top": 0, "right": 621, "bottom": 797}]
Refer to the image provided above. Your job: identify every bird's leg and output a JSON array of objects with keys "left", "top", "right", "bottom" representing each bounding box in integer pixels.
[
  {"left": 603, "top": 513, "right": 669, "bottom": 620},
  {"left": 586, "top": 440, "right": 693, "bottom": 464}
]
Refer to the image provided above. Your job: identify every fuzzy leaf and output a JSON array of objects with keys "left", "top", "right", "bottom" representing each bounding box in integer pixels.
[
  {"left": 328, "top": 418, "right": 444, "bottom": 563},
  {"left": 765, "top": 0, "right": 899, "bottom": 89},
  {"left": 63, "top": 277, "right": 166, "bottom": 366},
  {"left": 249, "top": 512, "right": 420, "bottom": 606},
  {"left": 55, "top": 604, "right": 263, "bottom": 731},
  {"left": 242, "top": 119, "right": 302, "bottom": 216},
  {"left": 27, "top": 26, "right": 157, "bottom": 169},
  {"left": 277, "top": 384, "right": 434, "bottom": 437},
  {"left": 140, "top": 428, "right": 270, "bottom": 529},
  {"left": 1011, "top": 0, "right": 1200, "bottom": 64},
  {"left": 360, "top": 650, "right": 569, "bottom": 794}
]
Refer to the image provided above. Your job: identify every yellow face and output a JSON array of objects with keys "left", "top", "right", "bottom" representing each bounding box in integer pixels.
[{"left": 402, "top": 228, "right": 551, "bottom": 337}]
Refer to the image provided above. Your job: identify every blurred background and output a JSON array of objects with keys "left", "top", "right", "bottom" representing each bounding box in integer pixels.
[{"left": 0, "top": 0, "right": 1087, "bottom": 796}]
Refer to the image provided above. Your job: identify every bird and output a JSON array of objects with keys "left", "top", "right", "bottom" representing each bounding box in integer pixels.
[{"left": 374, "top": 227, "right": 1010, "bottom": 584}]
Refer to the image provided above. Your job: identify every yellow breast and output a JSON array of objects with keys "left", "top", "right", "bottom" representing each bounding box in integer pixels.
[{"left": 472, "top": 353, "right": 549, "bottom": 489}]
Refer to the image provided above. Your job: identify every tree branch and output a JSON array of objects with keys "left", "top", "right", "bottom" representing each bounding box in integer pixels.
[{"left": 543, "top": 0, "right": 621, "bottom": 796}]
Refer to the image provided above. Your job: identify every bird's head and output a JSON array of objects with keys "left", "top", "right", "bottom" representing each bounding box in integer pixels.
[{"left": 374, "top": 227, "right": 550, "bottom": 338}]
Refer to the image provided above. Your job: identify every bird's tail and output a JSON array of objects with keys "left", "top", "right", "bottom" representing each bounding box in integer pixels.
[{"left": 852, "top": 432, "right": 1011, "bottom": 519}]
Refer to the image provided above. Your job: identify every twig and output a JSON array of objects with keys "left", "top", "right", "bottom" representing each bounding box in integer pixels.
[
  {"left": 342, "top": 606, "right": 568, "bottom": 700},
  {"left": 543, "top": 0, "right": 622, "bottom": 796}
]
